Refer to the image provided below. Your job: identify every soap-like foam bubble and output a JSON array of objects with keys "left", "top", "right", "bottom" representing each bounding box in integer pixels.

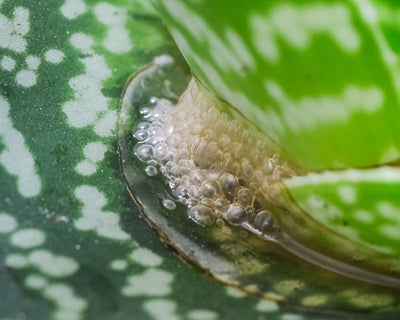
[{"left": 132, "top": 79, "right": 294, "bottom": 230}]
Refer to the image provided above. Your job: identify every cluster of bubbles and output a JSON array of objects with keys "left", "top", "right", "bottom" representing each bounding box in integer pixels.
[{"left": 132, "top": 79, "right": 295, "bottom": 234}]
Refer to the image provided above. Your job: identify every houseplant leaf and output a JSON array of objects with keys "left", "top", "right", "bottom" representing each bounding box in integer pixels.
[{"left": 150, "top": 0, "right": 400, "bottom": 170}]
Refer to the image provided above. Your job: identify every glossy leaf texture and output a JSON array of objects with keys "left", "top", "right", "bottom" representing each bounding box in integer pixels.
[
  {"left": 1, "top": 0, "right": 400, "bottom": 319},
  {"left": 286, "top": 167, "right": 400, "bottom": 258},
  {"left": 149, "top": 0, "right": 400, "bottom": 280},
  {"left": 0, "top": 1, "right": 307, "bottom": 319},
  {"left": 150, "top": 0, "right": 400, "bottom": 170},
  {"left": 117, "top": 55, "right": 400, "bottom": 317}
]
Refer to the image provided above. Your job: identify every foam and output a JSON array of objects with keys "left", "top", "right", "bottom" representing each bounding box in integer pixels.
[{"left": 132, "top": 79, "right": 295, "bottom": 231}]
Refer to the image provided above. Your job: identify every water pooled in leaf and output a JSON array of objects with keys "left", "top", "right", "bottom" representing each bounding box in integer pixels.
[{"left": 117, "top": 55, "right": 400, "bottom": 317}]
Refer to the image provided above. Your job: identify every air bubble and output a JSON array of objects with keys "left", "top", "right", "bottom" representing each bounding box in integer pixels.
[
  {"left": 204, "top": 128, "right": 217, "bottom": 141},
  {"left": 216, "top": 218, "right": 225, "bottom": 228},
  {"left": 150, "top": 96, "right": 158, "bottom": 103},
  {"left": 207, "top": 108, "right": 219, "bottom": 123},
  {"left": 177, "top": 146, "right": 189, "bottom": 160},
  {"left": 228, "top": 120, "right": 243, "bottom": 140},
  {"left": 164, "top": 161, "right": 178, "bottom": 176},
  {"left": 187, "top": 198, "right": 199, "bottom": 208},
  {"left": 191, "top": 170, "right": 205, "bottom": 185},
  {"left": 131, "top": 79, "right": 296, "bottom": 235},
  {"left": 218, "top": 134, "right": 231, "bottom": 152},
  {"left": 176, "top": 186, "right": 188, "bottom": 197},
  {"left": 254, "top": 211, "right": 273, "bottom": 233},
  {"left": 169, "top": 179, "right": 179, "bottom": 190},
  {"left": 181, "top": 175, "right": 190, "bottom": 187},
  {"left": 192, "top": 123, "right": 203, "bottom": 134},
  {"left": 188, "top": 186, "right": 201, "bottom": 199},
  {"left": 220, "top": 112, "right": 229, "bottom": 123},
  {"left": 252, "top": 170, "right": 264, "bottom": 185},
  {"left": 272, "top": 153, "right": 280, "bottom": 163},
  {"left": 134, "top": 129, "right": 148, "bottom": 141},
  {"left": 263, "top": 158, "right": 275, "bottom": 173},
  {"left": 231, "top": 142, "right": 242, "bottom": 160},
  {"left": 241, "top": 130, "right": 253, "bottom": 144},
  {"left": 145, "top": 165, "right": 158, "bottom": 176},
  {"left": 150, "top": 111, "right": 163, "bottom": 120},
  {"left": 214, "top": 119, "right": 226, "bottom": 134},
  {"left": 163, "top": 199, "right": 176, "bottom": 210},
  {"left": 200, "top": 198, "right": 215, "bottom": 209},
  {"left": 226, "top": 204, "right": 246, "bottom": 224},
  {"left": 134, "top": 144, "right": 154, "bottom": 162},
  {"left": 236, "top": 188, "right": 252, "bottom": 207},
  {"left": 149, "top": 126, "right": 161, "bottom": 137},
  {"left": 154, "top": 143, "right": 169, "bottom": 161},
  {"left": 241, "top": 158, "right": 253, "bottom": 178},
  {"left": 147, "top": 135, "right": 165, "bottom": 146},
  {"left": 167, "top": 133, "right": 181, "bottom": 146},
  {"left": 215, "top": 210, "right": 224, "bottom": 219},
  {"left": 272, "top": 167, "right": 281, "bottom": 181},
  {"left": 201, "top": 182, "right": 216, "bottom": 198},
  {"left": 178, "top": 159, "right": 192, "bottom": 175},
  {"left": 177, "top": 197, "right": 188, "bottom": 205},
  {"left": 188, "top": 205, "right": 215, "bottom": 226},
  {"left": 137, "top": 122, "right": 150, "bottom": 130},
  {"left": 162, "top": 124, "right": 174, "bottom": 136},
  {"left": 140, "top": 107, "right": 152, "bottom": 117},
  {"left": 219, "top": 172, "right": 238, "bottom": 196},
  {"left": 215, "top": 198, "right": 229, "bottom": 211},
  {"left": 167, "top": 148, "right": 178, "bottom": 162}
]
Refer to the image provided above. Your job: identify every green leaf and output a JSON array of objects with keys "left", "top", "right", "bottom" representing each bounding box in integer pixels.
[
  {"left": 117, "top": 54, "right": 400, "bottom": 316},
  {"left": 286, "top": 166, "right": 400, "bottom": 257},
  {"left": 2, "top": 0, "right": 400, "bottom": 319},
  {"left": 151, "top": 0, "right": 400, "bottom": 170},
  {"left": 1, "top": 1, "right": 282, "bottom": 319}
]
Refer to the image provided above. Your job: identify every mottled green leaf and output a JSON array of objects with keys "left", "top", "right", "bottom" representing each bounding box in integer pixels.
[
  {"left": 286, "top": 167, "right": 400, "bottom": 258},
  {"left": 2, "top": 0, "right": 400, "bottom": 319},
  {"left": 151, "top": 0, "right": 400, "bottom": 170}
]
